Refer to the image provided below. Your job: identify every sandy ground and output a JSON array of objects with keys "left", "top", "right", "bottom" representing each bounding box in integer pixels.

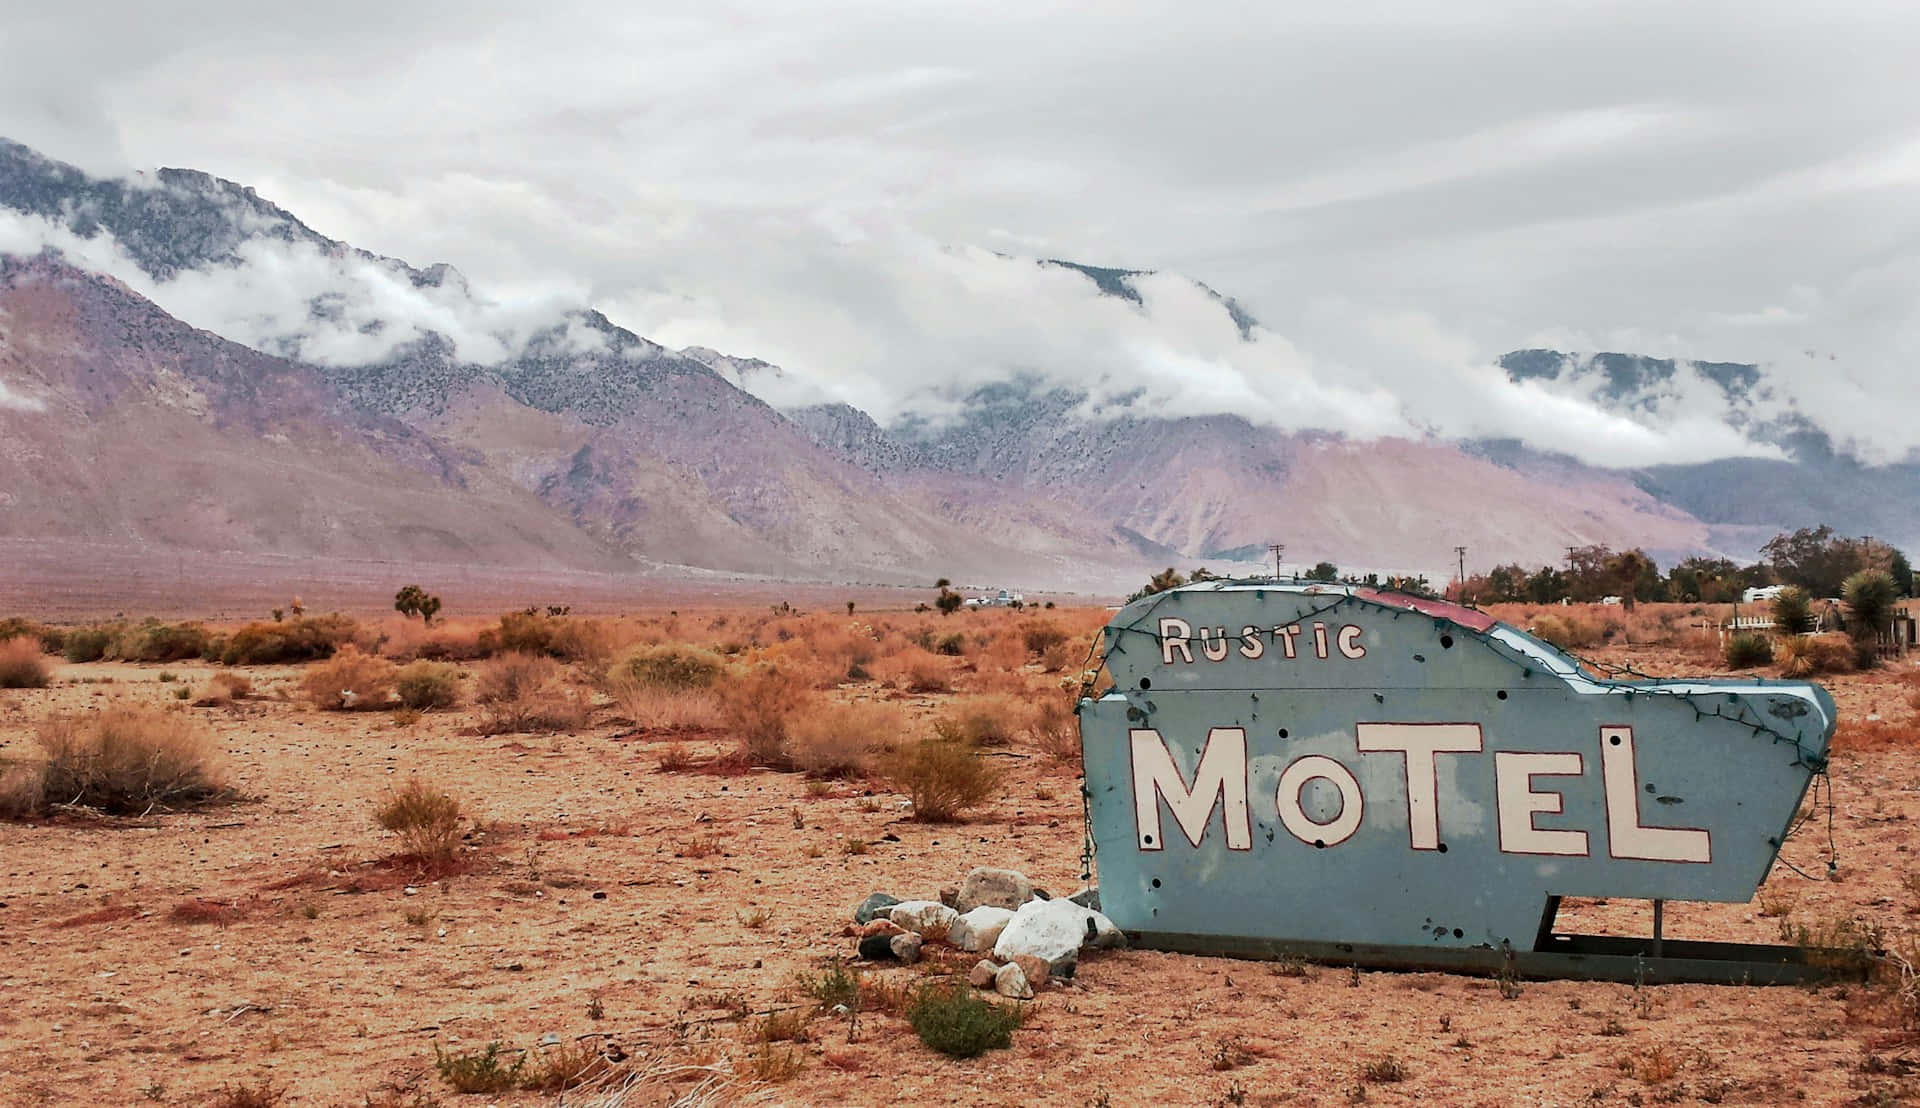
[{"left": 2, "top": 633, "right": 1919, "bottom": 1107}]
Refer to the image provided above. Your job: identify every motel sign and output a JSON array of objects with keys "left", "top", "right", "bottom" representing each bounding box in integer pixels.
[{"left": 1078, "top": 583, "right": 1837, "bottom": 982}]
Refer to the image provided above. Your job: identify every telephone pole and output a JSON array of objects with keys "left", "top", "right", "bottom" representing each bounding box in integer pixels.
[
  {"left": 1454, "top": 546, "right": 1467, "bottom": 591},
  {"left": 1269, "top": 543, "right": 1285, "bottom": 581}
]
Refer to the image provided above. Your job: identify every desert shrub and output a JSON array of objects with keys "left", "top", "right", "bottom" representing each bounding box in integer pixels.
[
  {"left": 520, "top": 1041, "right": 612, "bottom": 1093},
  {"left": 717, "top": 664, "right": 813, "bottom": 768},
  {"left": 62, "top": 626, "right": 115, "bottom": 663},
  {"left": 487, "top": 611, "right": 608, "bottom": 663},
  {"left": 605, "top": 675, "right": 722, "bottom": 730},
  {"left": 1018, "top": 619, "right": 1070, "bottom": 655},
  {"left": 393, "top": 661, "right": 462, "bottom": 710},
  {"left": 210, "top": 672, "right": 253, "bottom": 699},
  {"left": 935, "top": 633, "right": 967, "bottom": 657},
  {"left": 36, "top": 705, "right": 228, "bottom": 814},
  {"left": 907, "top": 982, "right": 1028, "bottom": 1058},
  {"left": 1029, "top": 696, "right": 1081, "bottom": 763},
  {"left": 979, "top": 634, "right": 1028, "bottom": 674},
  {"left": 434, "top": 1042, "right": 524, "bottom": 1094},
  {"left": 302, "top": 645, "right": 397, "bottom": 710},
  {"left": 787, "top": 701, "right": 903, "bottom": 778},
  {"left": 209, "top": 1076, "right": 286, "bottom": 1108},
  {"left": 474, "top": 653, "right": 589, "bottom": 734},
  {"left": 932, "top": 695, "right": 1028, "bottom": 748},
  {"left": 107, "top": 620, "right": 212, "bottom": 663},
  {"left": 614, "top": 643, "right": 726, "bottom": 690},
  {"left": 1771, "top": 587, "right": 1814, "bottom": 635},
  {"left": 221, "top": 614, "right": 360, "bottom": 665},
  {"left": 1724, "top": 633, "right": 1772, "bottom": 669},
  {"left": 0, "top": 617, "right": 62, "bottom": 653},
  {"left": 1845, "top": 570, "right": 1900, "bottom": 667},
  {"left": 873, "top": 649, "right": 952, "bottom": 693},
  {"left": 1778, "top": 633, "right": 1856, "bottom": 677},
  {"left": 882, "top": 739, "right": 1001, "bottom": 821},
  {"left": 0, "top": 637, "right": 51, "bottom": 689},
  {"left": 0, "top": 757, "right": 46, "bottom": 819},
  {"left": 1038, "top": 640, "right": 1078, "bottom": 673},
  {"left": 375, "top": 778, "right": 464, "bottom": 865},
  {"left": 1529, "top": 613, "right": 1605, "bottom": 650}
]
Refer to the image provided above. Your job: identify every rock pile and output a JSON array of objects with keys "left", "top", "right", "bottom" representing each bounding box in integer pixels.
[{"left": 848, "top": 866, "right": 1119, "bottom": 998}]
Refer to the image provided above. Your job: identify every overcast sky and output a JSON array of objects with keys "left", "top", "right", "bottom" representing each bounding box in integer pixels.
[{"left": 3, "top": 1, "right": 1917, "bottom": 465}]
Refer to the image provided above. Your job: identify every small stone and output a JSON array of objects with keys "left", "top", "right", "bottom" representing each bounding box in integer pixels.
[
  {"left": 939, "top": 885, "right": 960, "bottom": 909},
  {"left": 1011, "top": 953, "right": 1052, "bottom": 988},
  {"left": 950, "top": 906, "right": 1015, "bottom": 953},
  {"left": 856, "top": 934, "right": 897, "bottom": 961},
  {"left": 890, "top": 933, "right": 924, "bottom": 964},
  {"left": 888, "top": 900, "right": 960, "bottom": 936},
  {"left": 968, "top": 960, "right": 999, "bottom": 988},
  {"left": 1087, "top": 909, "right": 1126, "bottom": 949},
  {"left": 859, "top": 919, "right": 903, "bottom": 938},
  {"left": 956, "top": 867, "right": 1033, "bottom": 913},
  {"left": 853, "top": 892, "right": 900, "bottom": 925},
  {"left": 993, "top": 962, "right": 1033, "bottom": 1000}
]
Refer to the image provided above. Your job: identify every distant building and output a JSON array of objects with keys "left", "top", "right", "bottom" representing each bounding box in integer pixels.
[{"left": 966, "top": 589, "right": 1024, "bottom": 608}]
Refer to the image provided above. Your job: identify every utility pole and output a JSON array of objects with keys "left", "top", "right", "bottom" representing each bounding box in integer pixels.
[
  {"left": 1454, "top": 546, "right": 1467, "bottom": 596},
  {"left": 1269, "top": 543, "right": 1285, "bottom": 581}
]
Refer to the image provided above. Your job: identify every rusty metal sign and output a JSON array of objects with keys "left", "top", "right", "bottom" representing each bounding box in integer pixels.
[{"left": 1078, "top": 582, "right": 1841, "bottom": 983}]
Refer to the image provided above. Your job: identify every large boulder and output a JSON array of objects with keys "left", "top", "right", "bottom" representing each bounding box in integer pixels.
[
  {"left": 993, "top": 898, "right": 1126, "bottom": 968},
  {"left": 950, "top": 906, "right": 1016, "bottom": 953},
  {"left": 888, "top": 900, "right": 960, "bottom": 937},
  {"left": 956, "top": 867, "right": 1033, "bottom": 913}
]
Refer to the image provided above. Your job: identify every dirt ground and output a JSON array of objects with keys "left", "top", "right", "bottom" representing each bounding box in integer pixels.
[{"left": 2, "top": 610, "right": 1919, "bottom": 1107}]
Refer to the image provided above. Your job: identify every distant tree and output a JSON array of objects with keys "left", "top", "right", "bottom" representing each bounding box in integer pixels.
[
  {"left": 1667, "top": 557, "right": 1751, "bottom": 604},
  {"left": 394, "top": 585, "right": 442, "bottom": 625},
  {"left": 1564, "top": 545, "right": 1614, "bottom": 602},
  {"left": 847, "top": 601, "right": 856, "bottom": 617},
  {"left": 935, "top": 578, "right": 952, "bottom": 589},
  {"left": 935, "top": 584, "right": 964, "bottom": 616},
  {"left": 1525, "top": 567, "right": 1569, "bottom": 604},
  {"left": 1306, "top": 562, "right": 1339, "bottom": 583},
  {"left": 1889, "top": 549, "right": 1915, "bottom": 597},
  {"left": 1763, "top": 526, "right": 1861, "bottom": 597},
  {"left": 1602, "top": 549, "right": 1661, "bottom": 610},
  {"left": 1483, "top": 564, "right": 1530, "bottom": 603}
]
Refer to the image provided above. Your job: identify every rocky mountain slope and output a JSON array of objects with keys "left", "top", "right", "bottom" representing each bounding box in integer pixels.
[{"left": 2, "top": 137, "right": 1908, "bottom": 592}]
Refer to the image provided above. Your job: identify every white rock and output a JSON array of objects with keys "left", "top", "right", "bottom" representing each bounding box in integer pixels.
[
  {"left": 968, "top": 959, "right": 999, "bottom": 988},
  {"left": 950, "top": 906, "right": 1015, "bottom": 952},
  {"left": 887, "top": 900, "right": 959, "bottom": 936},
  {"left": 993, "top": 898, "right": 1124, "bottom": 966},
  {"left": 993, "top": 962, "right": 1033, "bottom": 1000},
  {"left": 956, "top": 867, "right": 1033, "bottom": 913}
]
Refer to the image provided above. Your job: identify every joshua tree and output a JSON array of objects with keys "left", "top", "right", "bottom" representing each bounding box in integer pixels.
[
  {"left": 394, "top": 584, "right": 443, "bottom": 625},
  {"left": 1771, "top": 587, "right": 1813, "bottom": 635},
  {"left": 1842, "top": 570, "right": 1898, "bottom": 666}
]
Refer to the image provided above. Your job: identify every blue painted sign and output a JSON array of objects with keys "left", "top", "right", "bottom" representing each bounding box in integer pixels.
[{"left": 1079, "top": 583, "right": 1834, "bottom": 962}]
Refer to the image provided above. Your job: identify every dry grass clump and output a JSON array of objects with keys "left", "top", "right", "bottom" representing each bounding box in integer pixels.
[
  {"left": 1777, "top": 633, "right": 1856, "bottom": 678},
  {"left": 933, "top": 695, "right": 1029, "bottom": 748},
  {"left": 221, "top": 614, "right": 361, "bottom": 665},
  {"left": 0, "top": 636, "right": 51, "bottom": 689},
  {"left": 375, "top": 778, "right": 465, "bottom": 867},
  {"left": 881, "top": 739, "right": 1001, "bottom": 822},
  {"left": 606, "top": 676, "right": 723, "bottom": 731},
  {"left": 1723, "top": 632, "right": 1773, "bottom": 669},
  {"left": 871, "top": 649, "right": 953, "bottom": 693},
  {"left": 786, "top": 701, "right": 903, "bottom": 778},
  {"left": 394, "top": 661, "right": 462, "bottom": 710},
  {"left": 192, "top": 671, "right": 254, "bottom": 706},
  {"left": 717, "top": 664, "right": 813, "bottom": 768},
  {"left": 614, "top": 643, "right": 727, "bottom": 690},
  {"left": 1528, "top": 612, "right": 1614, "bottom": 651},
  {"left": 1834, "top": 719, "right": 1919, "bottom": 753},
  {"left": 34, "top": 705, "right": 228, "bottom": 815},
  {"left": 1030, "top": 696, "right": 1081, "bottom": 763},
  {"left": 302, "top": 645, "right": 397, "bottom": 710},
  {"left": 475, "top": 653, "right": 590, "bottom": 734},
  {"left": 484, "top": 610, "right": 610, "bottom": 664},
  {"left": 105, "top": 619, "right": 213, "bottom": 663},
  {"left": 0, "top": 757, "right": 47, "bottom": 819}
]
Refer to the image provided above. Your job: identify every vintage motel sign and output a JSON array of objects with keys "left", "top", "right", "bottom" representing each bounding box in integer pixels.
[{"left": 1078, "top": 582, "right": 1838, "bottom": 983}]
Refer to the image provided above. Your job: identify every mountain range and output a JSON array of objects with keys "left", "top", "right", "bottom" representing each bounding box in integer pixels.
[{"left": 0, "top": 138, "right": 1911, "bottom": 598}]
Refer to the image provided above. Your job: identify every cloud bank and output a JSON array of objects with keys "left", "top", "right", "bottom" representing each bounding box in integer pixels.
[{"left": 1, "top": 1, "right": 1916, "bottom": 466}]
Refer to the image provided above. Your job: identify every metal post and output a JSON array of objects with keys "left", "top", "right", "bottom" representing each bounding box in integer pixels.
[{"left": 1652, "top": 899, "right": 1664, "bottom": 958}]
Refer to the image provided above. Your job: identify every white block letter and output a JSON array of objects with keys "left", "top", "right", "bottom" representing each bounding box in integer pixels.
[
  {"left": 1131, "top": 727, "right": 1250, "bottom": 851},
  {"left": 1238, "top": 625, "right": 1265, "bottom": 660},
  {"left": 1199, "top": 626, "right": 1230, "bottom": 662},
  {"left": 1495, "top": 752, "right": 1589, "bottom": 856},
  {"left": 1601, "top": 726, "right": 1710, "bottom": 863},
  {"left": 1356, "top": 723, "right": 1482, "bottom": 850},
  {"left": 1276, "top": 755, "right": 1365, "bottom": 848},
  {"left": 1159, "top": 618, "right": 1193, "bottom": 665},
  {"left": 1337, "top": 624, "right": 1366, "bottom": 659}
]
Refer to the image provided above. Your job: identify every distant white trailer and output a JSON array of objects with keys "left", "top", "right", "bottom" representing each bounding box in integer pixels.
[{"left": 1742, "top": 585, "right": 1786, "bottom": 604}]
